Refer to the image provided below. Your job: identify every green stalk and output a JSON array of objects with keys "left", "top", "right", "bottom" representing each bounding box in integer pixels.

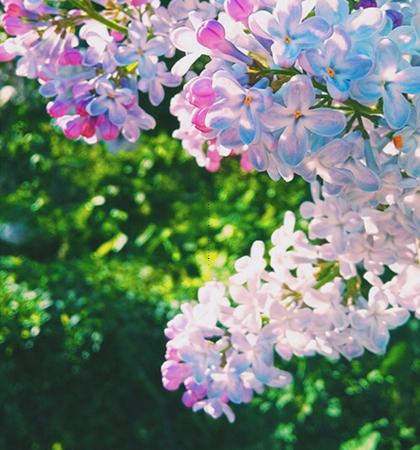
[
  {"left": 68, "top": 0, "right": 127, "bottom": 34},
  {"left": 86, "top": 9, "right": 128, "bottom": 34},
  {"left": 313, "top": 264, "right": 341, "bottom": 290}
]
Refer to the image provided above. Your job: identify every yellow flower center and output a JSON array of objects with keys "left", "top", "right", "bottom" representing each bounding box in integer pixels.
[
  {"left": 393, "top": 135, "right": 404, "bottom": 149},
  {"left": 245, "top": 95, "right": 252, "bottom": 105},
  {"left": 284, "top": 36, "right": 292, "bottom": 44},
  {"left": 294, "top": 110, "right": 302, "bottom": 119},
  {"left": 326, "top": 66, "right": 336, "bottom": 78}
]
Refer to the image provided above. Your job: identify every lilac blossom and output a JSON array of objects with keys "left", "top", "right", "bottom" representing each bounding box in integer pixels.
[
  {"left": 352, "top": 38, "right": 420, "bottom": 129},
  {"left": 303, "top": 28, "right": 372, "bottom": 100},
  {"left": 205, "top": 71, "right": 273, "bottom": 146},
  {"left": 266, "top": 75, "right": 346, "bottom": 166},
  {"left": 86, "top": 79, "right": 134, "bottom": 127},
  {"left": 249, "top": 0, "right": 331, "bottom": 67}
]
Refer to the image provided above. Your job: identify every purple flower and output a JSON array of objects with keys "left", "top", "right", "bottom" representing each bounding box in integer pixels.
[
  {"left": 137, "top": 62, "right": 181, "bottom": 106},
  {"left": 122, "top": 104, "right": 156, "bottom": 143},
  {"left": 265, "top": 75, "right": 347, "bottom": 166},
  {"left": 298, "top": 138, "right": 354, "bottom": 188},
  {"left": 86, "top": 79, "right": 134, "bottom": 127},
  {"left": 115, "top": 21, "right": 168, "bottom": 78},
  {"left": 205, "top": 71, "right": 273, "bottom": 146}
]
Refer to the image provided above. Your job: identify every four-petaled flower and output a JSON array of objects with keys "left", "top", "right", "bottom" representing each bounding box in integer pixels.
[
  {"left": 352, "top": 38, "right": 420, "bottom": 129},
  {"left": 266, "top": 75, "right": 347, "bottom": 166},
  {"left": 205, "top": 71, "right": 273, "bottom": 146},
  {"left": 303, "top": 28, "right": 372, "bottom": 100},
  {"left": 249, "top": 0, "right": 331, "bottom": 67},
  {"left": 86, "top": 79, "right": 134, "bottom": 127}
]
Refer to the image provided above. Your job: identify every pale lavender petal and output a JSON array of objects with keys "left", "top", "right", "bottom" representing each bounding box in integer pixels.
[
  {"left": 96, "top": 79, "right": 113, "bottom": 96},
  {"left": 239, "top": 108, "right": 258, "bottom": 145},
  {"left": 283, "top": 75, "right": 315, "bottom": 111},
  {"left": 388, "top": 25, "right": 417, "bottom": 54},
  {"left": 303, "top": 108, "right": 346, "bottom": 136},
  {"left": 148, "top": 79, "right": 165, "bottom": 106},
  {"left": 206, "top": 98, "right": 242, "bottom": 130},
  {"left": 347, "top": 160, "right": 381, "bottom": 192},
  {"left": 347, "top": 8, "right": 386, "bottom": 41},
  {"left": 351, "top": 76, "right": 382, "bottom": 103},
  {"left": 138, "top": 55, "right": 157, "bottom": 79},
  {"left": 394, "top": 67, "right": 420, "bottom": 95},
  {"left": 318, "top": 139, "right": 351, "bottom": 165},
  {"left": 172, "top": 53, "right": 200, "bottom": 77},
  {"left": 383, "top": 83, "right": 411, "bottom": 129},
  {"left": 382, "top": 308, "right": 409, "bottom": 329},
  {"left": 115, "top": 46, "right": 137, "bottom": 65},
  {"left": 375, "top": 38, "right": 399, "bottom": 74},
  {"left": 276, "top": 0, "right": 302, "bottom": 32},
  {"left": 315, "top": 0, "right": 349, "bottom": 25},
  {"left": 212, "top": 71, "right": 244, "bottom": 97},
  {"left": 145, "top": 37, "right": 169, "bottom": 56},
  {"left": 369, "top": 323, "right": 389, "bottom": 354},
  {"left": 249, "top": 10, "right": 280, "bottom": 40},
  {"left": 160, "top": 71, "right": 182, "bottom": 88},
  {"left": 170, "top": 27, "right": 203, "bottom": 53},
  {"left": 264, "top": 103, "right": 291, "bottom": 131},
  {"left": 294, "top": 17, "right": 331, "bottom": 44},
  {"left": 86, "top": 96, "right": 109, "bottom": 116},
  {"left": 108, "top": 101, "right": 127, "bottom": 126},
  {"left": 218, "top": 127, "right": 243, "bottom": 147},
  {"left": 277, "top": 122, "right": 308, "bottom": 166}
]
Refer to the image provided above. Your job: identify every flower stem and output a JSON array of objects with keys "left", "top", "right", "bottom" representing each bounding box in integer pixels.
[{"left": 69, "top": 0, "right": 128, "bottom": 34}]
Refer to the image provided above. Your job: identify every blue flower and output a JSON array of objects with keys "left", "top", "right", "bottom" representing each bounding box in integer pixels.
[
  {"left": 249, "top": 0, "right": 331, "bottom": 67},
  {"left": 303, "top": 28, "right": 372, "bottom": 100},
  {"left": 264, "top": 75, "right": 347, "bottom": 166},
  {"left": 352, "top": 38, "right": 420, "bottom": 129}
]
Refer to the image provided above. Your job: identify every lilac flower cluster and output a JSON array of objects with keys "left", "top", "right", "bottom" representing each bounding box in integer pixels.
[
  {"left": 162, "top": 0, "right": 420, "bottom": 421},
  {"left": 162, "top": 211, "right": 418, "bottom": 422},
  {"left": 171, "top": 0, "right": 419, "bottom": 178},
  {"left": 1, "top": 0, "right": 419, "bottom": 423},
  {"left": 0, "top": 0, "right": 220, "bottom": 142}
]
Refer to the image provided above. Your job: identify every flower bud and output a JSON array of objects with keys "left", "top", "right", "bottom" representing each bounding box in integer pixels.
[
  {"left": 192, "top": 107, "right": 212, "bottom": 133},
  {"left": 64, "top": 118, "right": 83, "bottom": 140},
  {"left": 0, "top": 44, "right": 15, "bottom": 62},
  {"left": 81, "top": 118, "right": 96, "bottom": 138},
  {"left": 2, "top": 16, "right": 31, "bottom": 35},
  {"left": 386, "top": 9, "right": 403, "bottom": 28},
  {"left": 47, "top": 100, "right": 70, "bottom": 118},
  {"left": 197, "top": 20, "right": 253, "bottom": 65},
  {"left": 97, "top": 115, "right": 119, "bottom": 141},
  {"left": 356, "top": 0, "right": 377, "bottom": 7},
  {"left": 197, "top": 20, "right": 226, "bottom": 50},
  {"left": 186, "top": 77, "right": 216, "bottom": 108},
  {"left": 182, "top": 391, "right": 197, "bottom": 408},
  {"left": 225, "top": 0, "right": 253, "bottom": 23},
  {"left": 59, "top": 48, "right": 83, "bottom": 66}
]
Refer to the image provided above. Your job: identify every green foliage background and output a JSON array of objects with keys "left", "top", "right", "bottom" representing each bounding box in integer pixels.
[{"left": 0, "top": 76, "right": 419, "bottom": 450}]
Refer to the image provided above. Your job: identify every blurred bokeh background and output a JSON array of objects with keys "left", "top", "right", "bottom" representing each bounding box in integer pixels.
[{"left": 0, "top": 69, "right": 419, "bottom": 450}]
